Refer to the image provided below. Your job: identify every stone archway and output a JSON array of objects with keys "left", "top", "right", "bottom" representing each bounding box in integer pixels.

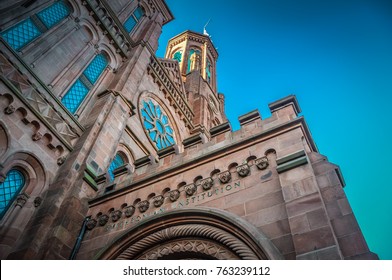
[{"left": 96, "top": 207, "right": 283, "bottom": 260}]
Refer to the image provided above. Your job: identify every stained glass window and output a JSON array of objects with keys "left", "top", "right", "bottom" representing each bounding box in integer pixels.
[
  {"left": 173, "top": 51, "right": 182, "bottom": 63},
  {"left": 124, "top": 6, "right": 144, "bottom": 33},
  {"left": 141, "top": 100, "right": 175, "bottom": 150},
  {"left": 62, "top": 54, "right": 107, "bottom": 114},
  {"left": 0, "top": 18, "right": 42, "bottom": 50},
  {"left": 108, "top": 154, "right": 125, "bottom": 181},
  {"left": 37, "top": 1, "right": 70, "bottom": 29},
  {"left": 0, "top": 169, "right": 25, "bottom": 219}
]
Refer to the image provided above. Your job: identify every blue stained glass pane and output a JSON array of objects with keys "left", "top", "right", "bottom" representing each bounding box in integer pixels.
[
  {"left": 0, "top": 169, "right": 25, "bottom": 219},
  {"left": 134, "top": 7, "right": 144, "bottom": 20},
  {"left": 37, "top": 1, "right": 70, "bottom": 29},
  {"left": 83, "top": 54, "right": 108, "bottom": 84},
  {"left": 62, "top": 79, "right": 89, "bottom": 113},
  {"left": 124, "top": 16, "right": 137, "bottom": 33},
  {"left": 1, "top": 18, "right": 42, "bottom": 50},
  {"left": 108, "top": 154, "right": 125, "bottom": 181}
]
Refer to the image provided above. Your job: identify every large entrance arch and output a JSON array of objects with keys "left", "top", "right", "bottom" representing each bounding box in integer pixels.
[{"left": 96, "top": 207, "right": 283, "bottom": 260}]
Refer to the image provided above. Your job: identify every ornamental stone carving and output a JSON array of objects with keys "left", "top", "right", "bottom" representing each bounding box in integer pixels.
[
  {"left": 124, "top": 206, "right": 135, "bottom": 217},
  {"left": 4, "top": 104, "right": 15, "bottom": 115},
  {"left": 168, "top": 190, "right": 180, "bottom": 202},
  {"left": 86, "top": 218, "right": 97, "bottom": 230},
  {"left": 33, "top": 197, "right": 42, "bottom": 207},
  {"left": 57, "top": 156, "right": 67, "bottom": 166},
  {"left": 16, "top": 193, "right": 29, "bottom": 208},
  {"left": 138, "top": 200, "right": 150, "bottom": 213},
  {"left": 237, "top": 163, "right": 250, "bottom": 177},
  {"left": 32, "top": 132, "right": 43, "bottom": 141},
  {"left": 255, "top": 156, "right": 269, "bottom": 170},
  {"left": 153, "top": 195, "right": 164, "bottom": 208},
  {"left": 111, "top": 210, "right": 122, "bottom": 222},
  {"left": 218, "top": 171, "right": 231, "bottom": 184},
  {"left": 200, "top": 177, "right": 213, "bottom": 190},
  {"left": 98, "top": 214, "right": 109, "bottom": 226},
  {"left": 185, "top": 183, "right": 197, "bottom": 196}
]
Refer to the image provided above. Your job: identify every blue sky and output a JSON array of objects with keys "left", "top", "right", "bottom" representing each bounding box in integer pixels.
[{"left": 156, "top": 0, "right": 392, "bottom": 259}]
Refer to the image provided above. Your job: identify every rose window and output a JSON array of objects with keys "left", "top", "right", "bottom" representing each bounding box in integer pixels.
[{"left": 141, "top": 100, "right": 175, "bottom": 149}]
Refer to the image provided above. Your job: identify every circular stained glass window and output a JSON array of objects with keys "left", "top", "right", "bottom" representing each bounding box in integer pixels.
[{"left": 141, "top": 100, "right": 175, "bottom": 150}]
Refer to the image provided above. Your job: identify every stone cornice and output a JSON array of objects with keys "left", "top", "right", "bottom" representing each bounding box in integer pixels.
[{"left": 147, "top": 55, "right": 194, "bottom": 129}]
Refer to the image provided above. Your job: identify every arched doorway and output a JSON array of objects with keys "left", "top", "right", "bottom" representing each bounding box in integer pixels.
[{"left": 96, "top": 207, "right": 283, "bottom": 260}]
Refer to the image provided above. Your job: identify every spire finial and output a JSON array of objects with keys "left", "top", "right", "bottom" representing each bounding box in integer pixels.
[{"left": 203, "top": 19, "right": 211, "bottom": 37}]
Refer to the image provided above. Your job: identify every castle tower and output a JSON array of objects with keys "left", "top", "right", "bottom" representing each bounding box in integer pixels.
[{"left": 165, "top": 31, "right": 226, "bottom": 136}]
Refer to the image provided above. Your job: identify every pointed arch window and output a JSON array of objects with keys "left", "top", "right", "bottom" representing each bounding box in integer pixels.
[
  {"left": 62, "top": 53, "right": 108, "bottom": 114},
  {"left": 206, "top": 59, "right": 212, "bottom": 83},
  {"left": 141, "top": 100, "right": 175, "bottom": 150},
  {"left": 187, "top": 49, "right": 201, "bottom": 73},
  {"left": 124, "top": 6, "right": 144, "bottom": 33},
  {"left": 0, "top": 1, "right": 70, "bottom": 51},
  {"left": 0, "top": 169, "right": 25, "bottom": 219},
  {"left": 173, "top": 51, "right": 182, "bottom": 63},
  {"left": 108, "top": 153, "right": 125, "bottom": 181}
]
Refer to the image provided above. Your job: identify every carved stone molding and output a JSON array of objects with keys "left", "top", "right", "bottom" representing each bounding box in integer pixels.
[
  {"left": 33, "top": 197, "right": 42, "bottom": 207},
  {"left": 200, "top": 177, "right": 213, "bottom": 190},
  {"left": 32, "top": 132, "right": 42, "bottom": 141},
  {"left": 111, "top": 210, "right": 122, "bottom": 222},
  {"left": 15, "top": 193, "right": 29, "bottom": 208},
  {"left": 255, "top": 156, "right": 269, "bottom": 170},
  {"left": 185, "top": 183, "right": 197, "bottom": 196},
  {"left": 124, "top": 206, "right": 135, "bottom": 218},
  {"left": 218, "top": 171, "right": 231, "bottom": 184},
  {"left": 116, "top": 224, "right": 259, "bottom": 260},
  {"left": 98, "top": 214, "right": 109, "bottom": 226},
  {"left": 168, "top": 190, "right": 180, "bottom": 202},
  {"left": 236, "top": 163, "right": 250, "bottom": 177},
  {"left": 152, "top": 195, "right": 164, "bottom": 208},
  {"left": 138, "top": 200, "right": 150, "bottom": 213},
  {"left": 4, "top": 104, "right": 15, "bottom": 114},
  {"left": 86, "top": 218, "right": 98, "bottom": 230}
]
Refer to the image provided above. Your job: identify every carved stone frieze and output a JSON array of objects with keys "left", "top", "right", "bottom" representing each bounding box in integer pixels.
[
  {"left": 185, "top": 183, "right": 197, "bottom": 196},
  {"left": 32, "top": 132, "right": 42, "bottom": 141},
  {"left": 57, "top": 156, "right": 67, "bottom": 166},
  {"left": 168, "top": 190, "right": 180, "bottom": 202},
  {"left": 4, "top": 104, "right": 15, "bottom": 114},
  {"left": 255, "top": 156, "right": 269, "bottom": 170},
  {"left": 86, "top": 218, "right": 98, "bottom": 230},
  {"left": 98, "top": 214, "right": 109, "bottom": 226},
  {"left": 153, "top": 195, "right": 164, "bottom": 208},
  {"left": 200, "top": 177, "right": 213, "bottom": 190},
  {"left": 124, "top": 206, "right": 135, "bottom": 217},
  {"left": 218, "top": 171, "right": 231, "bottom": 184},
  {"left": 138, "top": 200, "right": 150, "bottom": 213},
  {"left": 111, "top": 210, "right": 122, "bottom": 222},
  {"left": 236, "top": 163, "right": 250, "bottom": 177}
]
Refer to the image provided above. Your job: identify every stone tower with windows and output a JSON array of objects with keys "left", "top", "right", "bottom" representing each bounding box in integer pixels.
[{"left": 0, "top": 0, "right": 377, "bottom": 260}]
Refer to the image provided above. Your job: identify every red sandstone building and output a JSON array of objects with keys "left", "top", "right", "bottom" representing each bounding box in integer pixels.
[{"left": 0, "top": 0, "right": 377, "bottom": 260}]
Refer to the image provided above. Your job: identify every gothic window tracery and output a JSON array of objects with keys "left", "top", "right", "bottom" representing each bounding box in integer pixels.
[
  {"left": 0, "top": 1, "right": 70, "bottom": 50},
  {"left": 124, "top": 6, "right": 144, "bottom": 33},
  {"left": 0, "top": 169, "right": 25, "bottom": 219},
  {"left": 61, "top": 53, "right": 108, "bottom": 114},
  {"left": 141, "top": 99, "right": 175, "bottom": 150},
  {"left": 108, "top": 153, "right": 125, "bottom": 181}
]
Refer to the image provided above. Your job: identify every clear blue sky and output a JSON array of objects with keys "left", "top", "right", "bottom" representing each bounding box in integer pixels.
[{"left": 156, "top": 0, "right": 392, "bottom": 260}]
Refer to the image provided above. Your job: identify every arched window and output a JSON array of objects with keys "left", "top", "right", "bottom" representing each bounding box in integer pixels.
[
  {"left": 173, "top": 51, "right": 182, "bottom": 63},
  {"left": 206, "top": 59, "right": 212, "bottom": 83},
  {"left": 0, "top": 1, "right": 70, "bottom": 51},
  {"left": 124, "top": 6, "right": 144, "bottom": 33},
  {"left": 141, "top": 99, "right": 175, "bottom": 150},
  {"left": 0, "top": 169, "right": 25, "bottom": 219},
  {"left": 187, "top": 49, "right": 201, "bottom": 73},
  {"left": 62, "top": 53, "right": 108, "bottom": 114},
  {"left": 108, "top": 153, "right": 125, "bottom": 181}
]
